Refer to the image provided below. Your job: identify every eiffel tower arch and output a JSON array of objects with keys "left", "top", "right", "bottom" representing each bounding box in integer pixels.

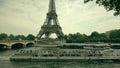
[{"left": 36, "top": 0, "right": 65, "bottom": 44}]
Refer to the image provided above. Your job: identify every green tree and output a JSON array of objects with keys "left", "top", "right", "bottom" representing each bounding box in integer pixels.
[
  {"left": 89, "top": 31, "right": 108, "bottom": 42},
  {"left": 26, "top": 34, "right": 35, "bottom": 40},
  {"left": 65, "top": 33, "right": 88, "bottom": 43},
  {"left": 75, "top": 33, "right": 85, "bottom": 43},
  {"left": 0, "top": 33, "right": 8, "bottom": 40},
  {"left": 84, "top": 0, "right": 120, "bottom": 16},
  {"left": 90, "top": 31, "right": 100, "bottom": 38},
  {"left": 98, "top": 33, "right": 108, "bottom": 42},
  {"left": 109, "top": 29, "right": 120, "bottom": 39},
  {"left": 14, "top": 35, "right": 26, "bottom": 40},
  {"left": 88, "top": 31, "right": 99, "bottom": 42},
  {"left": 9, "top": 34, "right": 15, "bottom": 40},
  {"left": 82, "top": 34, "right": 88, "bottom": 42}
]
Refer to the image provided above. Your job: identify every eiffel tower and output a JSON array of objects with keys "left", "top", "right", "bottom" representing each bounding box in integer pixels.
[{"left": 36, "top": 0, "right": 64, "bottom": 43}]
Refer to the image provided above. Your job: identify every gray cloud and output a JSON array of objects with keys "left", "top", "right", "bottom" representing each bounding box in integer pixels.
[{"left": 0, "top": 0, "right": 120, "bottom": 36}]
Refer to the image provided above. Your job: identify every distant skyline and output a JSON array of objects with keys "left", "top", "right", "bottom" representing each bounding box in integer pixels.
[{"left": 0, "top": 0, "right": 120, "bottom": 36}]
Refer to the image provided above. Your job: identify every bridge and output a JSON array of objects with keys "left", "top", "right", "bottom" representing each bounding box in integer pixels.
[{"left": 0, "top": 40, "right": 35, "bottom": 50}]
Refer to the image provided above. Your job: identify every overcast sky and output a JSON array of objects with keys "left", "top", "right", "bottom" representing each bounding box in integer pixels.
[{"left": 0, "top": 0, "right": 120, "bottom": 36}]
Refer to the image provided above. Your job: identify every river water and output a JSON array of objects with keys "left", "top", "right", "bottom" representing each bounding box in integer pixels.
[{"left": 0, "top": 49, "right": 120, "bottom": 68}]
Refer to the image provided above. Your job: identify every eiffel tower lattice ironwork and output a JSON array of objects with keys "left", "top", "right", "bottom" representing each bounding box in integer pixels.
[{"left": 36, "top": 0, "right": 64, "bottom": 40}]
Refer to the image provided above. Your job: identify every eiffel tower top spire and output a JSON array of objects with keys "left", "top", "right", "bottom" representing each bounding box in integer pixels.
[
  {"left": 44, "top": 0, "right": 58, "bottom": 26},
  {"left": 49, "top": 0, "right": 56, "bottom": 12}
]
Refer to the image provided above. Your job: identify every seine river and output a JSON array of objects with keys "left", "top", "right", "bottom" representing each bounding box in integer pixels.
[{"left": 0, "top": 49, "right": 120, "bottom": 68}]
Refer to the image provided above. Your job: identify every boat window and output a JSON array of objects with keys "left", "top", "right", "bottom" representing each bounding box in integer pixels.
[
  {"left": 60, "top": 54, "right": 64, "bottom": 57},
  {"left": 35, "top": 54, "right": 38, "bottom": 57},
  {"left": 58, "top": 45, "right": 83, "bottom": 49},
  {"left": 42, "top": 55, "right": 49, "bottom": 57},
  {"left": 110, "top": 45, "right": 120, "bottom": 49},
  {"left": 49, "top": 54, "right": 54, "bottom": 57}
]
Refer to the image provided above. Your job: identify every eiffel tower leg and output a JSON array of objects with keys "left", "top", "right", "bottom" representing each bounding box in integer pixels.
[{"left": 36, "top": 30, "right": 44, "bottom": 40}]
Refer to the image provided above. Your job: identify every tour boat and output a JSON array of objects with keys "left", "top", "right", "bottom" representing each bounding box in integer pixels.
[{"left": 10, "top": 43, "right": 120, "bottom": 62}]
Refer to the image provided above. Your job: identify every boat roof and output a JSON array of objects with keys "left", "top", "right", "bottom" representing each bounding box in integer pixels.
[{"left": 61, "top": 43, "right": 110, "bottom": 46}]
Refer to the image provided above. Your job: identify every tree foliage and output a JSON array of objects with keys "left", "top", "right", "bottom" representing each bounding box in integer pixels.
[
  {"left": 84, "top": 0, "right": 120, "bottom": 16},
  {"left": 63, "top": 29, "right": 120, "bottom": 43},
  {"left": 0, "top": 33, "right": 35, "bottom": 41},
  {"left": 0, "top": 33, "right": 8, "bottom": 40},
  {"left": 109, "top": 29, "right": 120, "bottom": 39},
  {"left": 9, "top": 34, "right": 15, "bottom": 40},
  {"left": 14, "top": 35, "right": 26, "bottom": 40},
  {"left": 26, "top": 34, "right": 35, "bottom": 40},
  {"left": 0, "top": 29, "right": 120, "bottom": 43}
]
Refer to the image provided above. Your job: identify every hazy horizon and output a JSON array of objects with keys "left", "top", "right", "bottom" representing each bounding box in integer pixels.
[{"left": 0, "top": 0, "right": 120, "bottom": 36}]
